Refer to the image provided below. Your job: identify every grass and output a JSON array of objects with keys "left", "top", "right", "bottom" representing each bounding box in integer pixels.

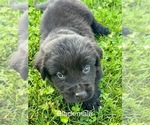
[
  {"left": 122, "top": 0, "right": 150, "bottom": 124},
  {"left": 0, "top": 0, "right": 28, "bottom": 125},
  {"left": 28, "top": 0, "right": 122, "bottom": 125},
  {"left": 0, "top": 0, "right": 122, "bottom": 125}
]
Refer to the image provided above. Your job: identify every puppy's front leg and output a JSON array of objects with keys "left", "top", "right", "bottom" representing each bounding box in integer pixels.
[
  {"left": 82, "top": 84, "right": 101, "bottom": 110},
  {"left": 91, "top": 19, "right": 110, "bottom": 36}
]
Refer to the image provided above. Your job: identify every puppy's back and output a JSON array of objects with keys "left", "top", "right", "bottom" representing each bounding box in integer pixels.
[{"left": 40, "top": 0, "right": 94, "bottom": 41}]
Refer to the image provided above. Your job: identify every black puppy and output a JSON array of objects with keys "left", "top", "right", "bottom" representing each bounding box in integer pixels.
[
  {"left": 35, "top": 0, "right": 110, "bottom": 110},
  {"left": 9, "top": 1, "right": 28, "bottom": 80}
]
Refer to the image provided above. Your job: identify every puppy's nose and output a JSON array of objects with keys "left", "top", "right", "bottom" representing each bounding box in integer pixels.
[{"left": 75, "top": 91, "right": 87, "bottom": 99}]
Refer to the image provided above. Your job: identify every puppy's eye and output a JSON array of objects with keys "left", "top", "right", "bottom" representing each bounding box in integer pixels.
[
  {"left": 82, "top": 65, "right": 90, "bottom": 74},
  {"left": 57, "top": 72, "right": 65, "bottom": 79}
]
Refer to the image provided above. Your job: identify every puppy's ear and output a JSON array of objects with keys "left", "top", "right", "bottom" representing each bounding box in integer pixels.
[
  {"left": 93, "top": 43, "right": 103, "bottom": 80},
  {"left": 34, "top": 50, "right": 47, "bottom": 80},
  {"left": 93, "top": 43, "right": 103, "bottom": 66}
]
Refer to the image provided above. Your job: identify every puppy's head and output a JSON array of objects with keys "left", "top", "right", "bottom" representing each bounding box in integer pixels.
[{"left": 35, "top": 34, "right": 102, "bottom": 103}]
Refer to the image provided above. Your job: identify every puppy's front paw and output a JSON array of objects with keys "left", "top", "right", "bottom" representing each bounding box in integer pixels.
[{"left": 82, "top": 99, "right": 100, "bottom": 110}]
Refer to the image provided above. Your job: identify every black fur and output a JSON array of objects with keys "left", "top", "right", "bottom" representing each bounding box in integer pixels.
[
  {"left": 91, "top": 19, "right": 110, "bottom": 36},
  {"left": 35, "top": 0, "right": 110, "bottom": 110}
]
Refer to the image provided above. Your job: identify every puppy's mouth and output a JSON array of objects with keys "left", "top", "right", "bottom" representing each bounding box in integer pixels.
[{"left": 59, "top": 84, "right": 95, "bottom": 103}]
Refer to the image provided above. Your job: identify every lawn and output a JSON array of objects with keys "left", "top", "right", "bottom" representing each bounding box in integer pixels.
[
  {"left": 0, "top": 0, "right": 122, "bottom": 125},
  {"left": 28, "top": 0, "right": 122, "bottom": 125},
  {"left": 0, "top": 0, "right": 28, "bottom": 125},
  {"left": 122, "top": 0, "right": 150, "bottom": 124}
]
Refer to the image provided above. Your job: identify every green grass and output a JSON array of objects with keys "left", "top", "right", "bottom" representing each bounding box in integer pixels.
[
  {"left": 0, "top": 1, "right": 28, "bottom": 125},
  {"left": 122, "top": 0, "right": 150, "bottom": 124},
  {"left": 28, "top": 0, "right": 122, "bottom": 125},
  {"left": 0, "top": 0, "right": 122, "bottom": 125},
  {"left": 1, "top": 0, "right": 149, "bottom": 124}
]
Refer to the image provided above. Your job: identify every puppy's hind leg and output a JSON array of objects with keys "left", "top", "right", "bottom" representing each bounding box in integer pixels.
[{"left": 91, "top": 19, "right": 110, "bottom": 36}]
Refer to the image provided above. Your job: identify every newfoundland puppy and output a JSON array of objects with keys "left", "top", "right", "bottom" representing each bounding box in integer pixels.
[{"left": 35, "top": 0, "right": 110, "bottom": 110}]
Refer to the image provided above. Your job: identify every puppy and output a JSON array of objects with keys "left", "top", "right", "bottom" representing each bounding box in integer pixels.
[
  {"left": 35, "top": 0, "right": 110, "bottom": 110},
  {"left": 9, "top": 1, "right": 28, "bottom": 80}
]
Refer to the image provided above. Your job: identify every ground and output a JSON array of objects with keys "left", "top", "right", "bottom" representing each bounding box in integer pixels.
[{"left": 3, "top": 0, "right": 150, "bottom": 125}]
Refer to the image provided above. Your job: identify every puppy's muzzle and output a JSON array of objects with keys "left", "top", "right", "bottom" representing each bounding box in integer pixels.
[{"left": 61, "top": 83, "right": 94, "bottom": 102}]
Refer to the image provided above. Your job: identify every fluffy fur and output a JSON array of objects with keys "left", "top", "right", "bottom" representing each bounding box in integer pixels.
[{"left": 35, "top": 0, "right": 110, "bottom": 110}]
